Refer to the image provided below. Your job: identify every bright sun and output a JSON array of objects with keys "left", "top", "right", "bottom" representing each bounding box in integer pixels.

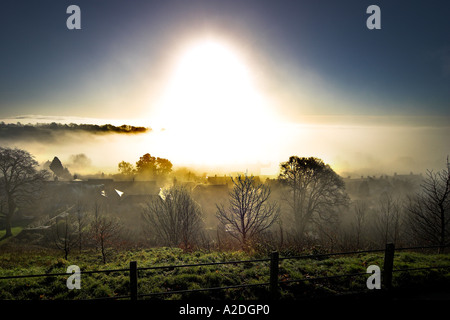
[
  {"left": 149, "top": 39, "right": 284, "bottom": 170},
  {"left": 156, "top": 40, "right": 268, "bottom": 125}
]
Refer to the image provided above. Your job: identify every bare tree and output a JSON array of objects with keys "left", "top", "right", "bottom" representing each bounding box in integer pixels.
[
  {"left": 374, "top": 192, "right": 402, "bottom": 246},
  {"left": 48, "top": 209, "right": 77, "bottom": 260},
  {"left": 0, "top": 147, "right": 49, "bottom": 238},
  {"left": 74, "top": 200, "right": 88, "bottom": 253},
  {"left": 142, "top": 185, "right": 204, "bottom": 248},
  {"left": 89, "top": 203, "right": 122, "bottom": 263},
  {"left": 278, "top": 156, "right": 349, "bottom": 241},
  {"left": 351, "top": 200, "right": 368, "bottom": 249},
  {"left": 216, "top": 175, "right": 279, "bottom": 250},
  {"left": 406, "top": 158, "right": 450, "bottom": 252}
]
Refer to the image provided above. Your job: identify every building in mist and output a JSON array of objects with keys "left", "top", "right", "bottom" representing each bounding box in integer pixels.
[{"left": 343, "top": 173, "right": 423, "bottom": 200}]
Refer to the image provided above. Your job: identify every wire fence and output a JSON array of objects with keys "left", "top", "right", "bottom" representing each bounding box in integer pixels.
[{"left": 1, "top": 244, "right": 449, "bottom": 300}]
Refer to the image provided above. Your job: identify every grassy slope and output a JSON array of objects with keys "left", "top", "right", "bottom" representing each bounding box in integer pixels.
[
  {"left": 0, "top": 227, "right": 23, "bottom": 238},
  {"left": 0, "top": 227, "right": 23, "bottom": 243},
  {"left": 0, "top": 247, "right": 449, "bottom": 300}
]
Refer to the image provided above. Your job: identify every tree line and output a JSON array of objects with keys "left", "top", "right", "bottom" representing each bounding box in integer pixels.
[
  {"left": 44, "top": 201, "right": 123, "bottom": 262},
  {"left": 0, "top": 146, "right": 449, "bottom": 258},
  {"left": 117, "top": 153, "right": 173, "bottom": 180},
  {"left": 0, "top": 122, "right": 149, "bottom": 134},
  {"left": 135, "top": 155, "right": 450, "bottom": 253}
]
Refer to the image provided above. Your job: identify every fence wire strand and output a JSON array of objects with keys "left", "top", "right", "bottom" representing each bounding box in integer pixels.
[{"left": 0, "top": 244, "right": 449, "bottom": 300}]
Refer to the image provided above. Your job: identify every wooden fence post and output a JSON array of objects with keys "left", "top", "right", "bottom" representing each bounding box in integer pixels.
[
  {"left": 130, "top": 261, "right": 138, "bottom": 301},
  {"left": 269, "top": 251, "right": 279, "bottom": 299},
  {"left": 383, "top": 243, "right": 395, "bottom": 290}
]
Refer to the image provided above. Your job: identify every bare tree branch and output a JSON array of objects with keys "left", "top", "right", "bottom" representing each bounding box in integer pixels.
[
  {"left": 216, "top": 175, "right": 279, "bottom": 250},
  {"left": 278, "top": 156, "right": 349, "bottom": 241},
  {"left": 406, "top": 158, "right": 450, "bottom": 252},
  {"left": 0, "top": 147, "right": 49, "bottom": 238},
  {"left": 142, "top": 185, "right": 204, "bottom": 248}
]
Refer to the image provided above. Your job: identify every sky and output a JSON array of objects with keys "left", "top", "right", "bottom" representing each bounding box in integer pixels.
[{"left": 0, "top": 0, "right": 449, "bottom": 176}]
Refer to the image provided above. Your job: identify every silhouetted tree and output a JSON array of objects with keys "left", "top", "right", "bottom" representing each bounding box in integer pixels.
[
  {"left": 136, "top": 153, "right": 172, "bottom": 178},
  {"left": 156, "top": 157, "right": 173, "bottom": 175},
  {"left": 0, "top": 147, "right": 49, "bottom": 238},
  {"left": 74, "top": 200, "right": 88, "bottom": 253},
  {"left": 406, "top": 158, "right": 450, "bottom": 252},
  {"left": 48, "top": 209, "right": 77, "bottom": 259},
  {"left": 89, "top": 203, "right": 123, "bottom": 263},
  {"left": 142, "top": 185, "right": 204, "bottom": 248},
  {"left": 216, "top": 175, "right": 279, "bottom": 250},
  {"left": 374, "top": 192, "right": 402, "bottom": 246},
  {"left": 136, "top": 153, "right": 156, "bottom": 176},
  {"left": 351, "top": 200, "right": 369, "bottom": 249},
  {"left": 278, "top": 156, "right": 349, "bottom": 241},
  {"left": 118, "top": 161, "right": 136, "bottom": 177}
]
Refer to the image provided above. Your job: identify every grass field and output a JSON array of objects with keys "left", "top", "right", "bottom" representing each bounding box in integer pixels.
[
  {"left": 0, "top": 246, "right": 449, "bottom": 300},
  {"left": 0, "top": 227, "right": 23, "bottom": 244}
]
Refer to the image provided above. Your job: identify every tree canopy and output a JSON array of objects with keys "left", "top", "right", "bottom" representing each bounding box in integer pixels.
[
  {"left": 216, "top": 175, "right": 279, "bottom": 249},
  {"left": 0, "top": 147, "right": 49, "bottom": 238},
  {"left": 118, "top": 161, "right": 135, "bottom": 177},
  {"left": 135, "top": 153, "right": 173, "bottom": 177},
  {"left": 142, "top": 185, "right": 204, "bottom": 248},
  {"left": 278, "top": 156, "right": 349, "bottom": 238}
]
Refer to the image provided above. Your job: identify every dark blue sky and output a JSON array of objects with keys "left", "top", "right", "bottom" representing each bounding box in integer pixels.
[{"left": 1, "top": 0, "right": 449, "bottom": 121}]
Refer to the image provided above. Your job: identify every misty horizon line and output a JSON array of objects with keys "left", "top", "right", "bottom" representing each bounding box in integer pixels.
[
  {"left": 39, "top": 161, "right": 429, "bottom": 182},
  {"left": 2, "top": 113, "right": 450, "bottom": 128},
  {"left": 0, "top": 114, "right": 448, "bottom": 179}
]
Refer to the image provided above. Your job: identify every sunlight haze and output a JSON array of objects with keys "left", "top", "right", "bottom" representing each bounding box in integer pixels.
[{"left": 0, "top": 1, "right": 449, "bottom": 177}]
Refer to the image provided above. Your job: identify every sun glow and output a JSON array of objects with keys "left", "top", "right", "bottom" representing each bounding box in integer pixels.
[
  {"left": 148, "top": 39, "right": 285, "bottom": 169},
  {"left": 155, "top": 40, "right": 270, "bottom": 126}
]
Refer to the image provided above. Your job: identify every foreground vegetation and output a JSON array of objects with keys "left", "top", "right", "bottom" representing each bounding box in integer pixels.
[
  {"left": 0, "top": 227, "right": 22, "bottom": 244},
  {"left": 0, "top": 246, "right": 449, "bottom": 300}
]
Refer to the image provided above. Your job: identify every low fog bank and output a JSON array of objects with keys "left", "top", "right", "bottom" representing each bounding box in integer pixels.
[
  {"left": 280, "top": 120, "right": 450, "bottom": 177},
  {"left": 1, "top": 121, "right": 449, "bottom": 255},
  {"left": 0, "top": 122, "right": 153, "bottom": 175},
  {"left": 0, "top": 118, "right": 448, "bottom": 177}
]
